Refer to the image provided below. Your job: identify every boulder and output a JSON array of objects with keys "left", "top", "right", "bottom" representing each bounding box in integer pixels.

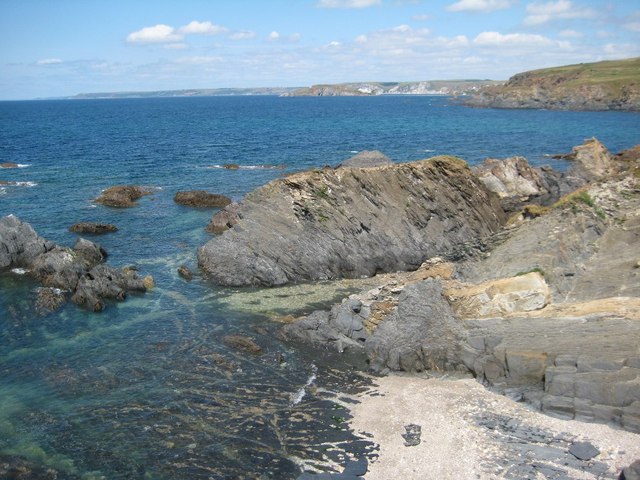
[
  {"left": 198, "top": 156, "right": 506, "bottom": 286},
  {"left": 69, "top": 222, "right": 118, "bottom": 234},
  {"left": 174, "top": 190, "right": 232, "bottom": 208},
  {"left": 444, "top": 272, "right": 551, "bottom": 319},
  {"left": 621, "top": 460, "right": 640, "bottom": 480},
  {"left": 0, "top": 162, "right": 19, "bottom": 168},
  {"left": 95, "top": 185, "right": 151, "bottom": 207},
  {"left": 339, "top": 150, "right": 392, "bottom": 168},
  {"left": 564, "top": 138, "right": 618, "bottom": 183}
]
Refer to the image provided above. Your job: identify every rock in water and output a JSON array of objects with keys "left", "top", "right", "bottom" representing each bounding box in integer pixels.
[
  {"left": 174, "top": 190, "right": 232, "bottom": 208},
  {"left": 95, "top": 185, "right": 151, "bottom": 207},
  {"left": 69, "top": 222, "right": 118, "bottom": 234},
  {"left": 198, "top": 157, "right": 506, "bottom": 286},
  {"left": 1, "top": 215, "right": 150, "bottom": 311}
]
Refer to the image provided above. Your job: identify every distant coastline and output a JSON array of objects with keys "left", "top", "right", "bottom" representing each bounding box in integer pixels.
[{"left": 66, "top": 79, "right": 500, "bottom": 100}]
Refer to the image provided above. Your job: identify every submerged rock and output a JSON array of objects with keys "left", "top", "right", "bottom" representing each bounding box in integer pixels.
[
  {"left": 198, "top": 156, "right": 506, "bottom": 286},
  {"left": 0, "top": 215, "right": 150, "bottom": 311},
  {"left": 177, "top": 265, "right": 193, "bottom": 280},
  {"left": 69, "top": 222, "right": 118, "bottom": 234},
  {"left": 95, "top": 185, "right": 152, "bottom": 207},
  {"left": 174, "top": 190, "right": 232, "bottom": 208}
]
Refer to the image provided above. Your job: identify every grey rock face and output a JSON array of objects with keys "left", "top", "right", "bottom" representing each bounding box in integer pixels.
[
  {"left": 198, "top": 157, "right": 506, "bottom": 286},
  {"left": 366, "top": 280, "right": 465, "bottom": 372},
  {"left": 339, "top": 150, "right": 392, "bottom": 169},
  {"left": 0, "top": 215, "right": 55, "bottom": 269},
  {"left": 0, "top": 215, "right": 149, "bottom": 311}
]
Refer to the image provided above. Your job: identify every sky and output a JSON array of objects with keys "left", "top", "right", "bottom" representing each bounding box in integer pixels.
[{"left": 1, "top": 0, "right": 639, "bottom": 100}]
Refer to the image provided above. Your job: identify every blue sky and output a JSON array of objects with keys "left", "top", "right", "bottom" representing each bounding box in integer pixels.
[{"left": 1, "top": 0, "right": 639, "bottom": 99}]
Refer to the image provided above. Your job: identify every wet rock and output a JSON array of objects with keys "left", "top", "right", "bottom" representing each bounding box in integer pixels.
[
  {"left": 569, "top": 441, "right": 600, "bottom": 461},
  {"left": 95, "top": 185, "right": 152, "bottom": 207},
  {"left": 0, "top": 162, "right": 19, "bottom": 168},
  {"left": 223, "top": 164, "right": 240, "bottom": 170},
  {"left": 339, "top": 150, "right": 392, "bottom": 168},
  {"left": 34, "top": 287, "right": 67, "bottom": 315},
  {"left": 69, "top": 222, "right": 118, "bottom": 234},
  {"left": 223, "top": 335, "right": 262, "bottom": 355},
  {"left": 178, "top": 265, "right": 193, "bottom": 280},
  {"left": 1, "top": 215, "right": 149, "bottom": 311},
  {"left": 174, "top": 190, "right": 232, "bottom": 208},
  {"left": 199, "top": 156, "right": 506, "bottom": 286}
]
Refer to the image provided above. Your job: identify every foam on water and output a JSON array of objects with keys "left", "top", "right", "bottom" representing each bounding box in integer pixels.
[{"left": 290, "top": 363, "right": 318, "bottom": 406}]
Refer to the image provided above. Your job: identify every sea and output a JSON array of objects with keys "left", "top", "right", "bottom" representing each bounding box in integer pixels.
[{"left": 1, "top": 95, "right": 639, "bottom": 479}]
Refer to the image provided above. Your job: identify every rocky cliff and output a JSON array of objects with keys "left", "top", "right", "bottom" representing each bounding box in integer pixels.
[
  {"left": 197, "top": 156, "right": 506, "bottom": 286},
  {"left": 281, "top": 139, "right": 640, "bottom": 433},
  {"left": 466, "top": 57, "right": 640, "bottom": 111}
]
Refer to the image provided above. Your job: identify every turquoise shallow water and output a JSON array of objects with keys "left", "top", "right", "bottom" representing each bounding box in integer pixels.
[{"left": 0, "top": 96, "right": 639, "bottom": 478}]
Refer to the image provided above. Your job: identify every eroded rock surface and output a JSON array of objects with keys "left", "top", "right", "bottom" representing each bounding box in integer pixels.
[
  {"left": 282, "top": 140, "right": 640, "bottom": 433},
  {"left": 198, "top": 156, "right": 506, "bottom": 286}
]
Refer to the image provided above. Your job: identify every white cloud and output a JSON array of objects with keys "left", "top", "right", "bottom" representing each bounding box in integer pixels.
[
  {"left": 289, "top": 33, "right": 302, "bottom": 42},
  {"left": 316, "top": 0, "right": 381, "bottom": 8},
  {"left": 229, "top": 31, "right": 256, "bottom": 40},
  {"left": 524, "top": 0, "right": 596, "bottom": 25},
  {"left": 37, "top": 58, "right": 62, "bottom": 65},
  {"left": 174, "top": 56, "right": 223, "bottom": 65},
  {"left": 164, "top": 43, "right": 189, "bottom": 50},
  {"left": 268, "top": 31, "right": 281, "bottom": 41},
  {"left": 558, "top": 29, "right": 583, "bottom": 37},
  {"left": 624, "top": 22, "right": 640, "bottom": 32},
  {"left": 474, "top": 31, "right": 555, "bottom": 46},
  {"left": 127, "top": 24, "right": 183, "bottom": 44},
  {"left": 179, "top": 20, "right": 228, "bottom": 36},
  {"left": 447, "top": 0, "right": 515, "bottom": 13},
  {"left": 412, "top": 14, "right": 430, "bottom": 21}
]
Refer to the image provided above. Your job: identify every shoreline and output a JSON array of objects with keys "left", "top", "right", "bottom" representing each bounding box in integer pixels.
[{"left": 349, "top": 374, "right": 640, "bottom": 479}]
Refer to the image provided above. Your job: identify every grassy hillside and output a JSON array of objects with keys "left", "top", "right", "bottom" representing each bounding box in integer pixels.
[{"left": 468, "top": 57, "right": 640, "bottom": 111}]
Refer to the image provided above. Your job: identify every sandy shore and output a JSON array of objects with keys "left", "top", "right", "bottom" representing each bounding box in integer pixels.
[{"left": 349, "top": 374, "right": 640, "bottom": 479}]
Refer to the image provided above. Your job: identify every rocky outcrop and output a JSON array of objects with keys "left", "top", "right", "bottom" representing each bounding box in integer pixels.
[
  {"left": 281, "top": 140, "right": 640, "bottom": 433},
  {"left": 0, "top": 162, "right": 19, "bottom": 168},
  {"left": 0, "top": 215, "right": 150, "bottom": 311},
  {"left": 198, "top": 156, "right": 506, "bottom": 286},
  {"left": 205, "top": 202, "right": 241, "bottom": 234},
  {"left": 174, "top": 190, "right": 232, "bottom": 207},
  {"left": 339, "top": 150, "right": 392, "bottom": 169},
  {"left": 95, "top": 185, "right": 152, "bottom": 207},
  {"left": 69, "top": 222, "right": 118, "bottom": 234},
  {"left": 466, "top": 57, "right": 640, "bottom": 111}
]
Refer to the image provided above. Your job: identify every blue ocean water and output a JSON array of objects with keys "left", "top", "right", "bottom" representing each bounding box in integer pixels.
[{"left": 0, "top": 95, "right": 639, "bottom": 478}]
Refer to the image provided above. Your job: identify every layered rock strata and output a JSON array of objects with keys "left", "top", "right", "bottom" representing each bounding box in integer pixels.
[
  {"left": 198, "top": 156, "right": 506, "bottom": 286},
  {"left": 281, "top": 139, "right": 640, "bottom": 433}
]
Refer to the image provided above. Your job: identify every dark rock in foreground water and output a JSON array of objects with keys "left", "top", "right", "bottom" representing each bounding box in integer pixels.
[
  {"left": 198, "top": 156, "right": 506, "bottom": 286},
  {"left": 174, "top": 190, "right": 232, "bottom": 208},
  {"left": 70, "top": 222, "right": 118, "bottom": 234}
]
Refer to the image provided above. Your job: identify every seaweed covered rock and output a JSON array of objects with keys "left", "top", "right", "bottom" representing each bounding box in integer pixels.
[
  {"left": 95, "top": 185, "right": 152, "bottom": 207},
  {"left": 174, "top": 190, "right": 232, "bottom": 208}
]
